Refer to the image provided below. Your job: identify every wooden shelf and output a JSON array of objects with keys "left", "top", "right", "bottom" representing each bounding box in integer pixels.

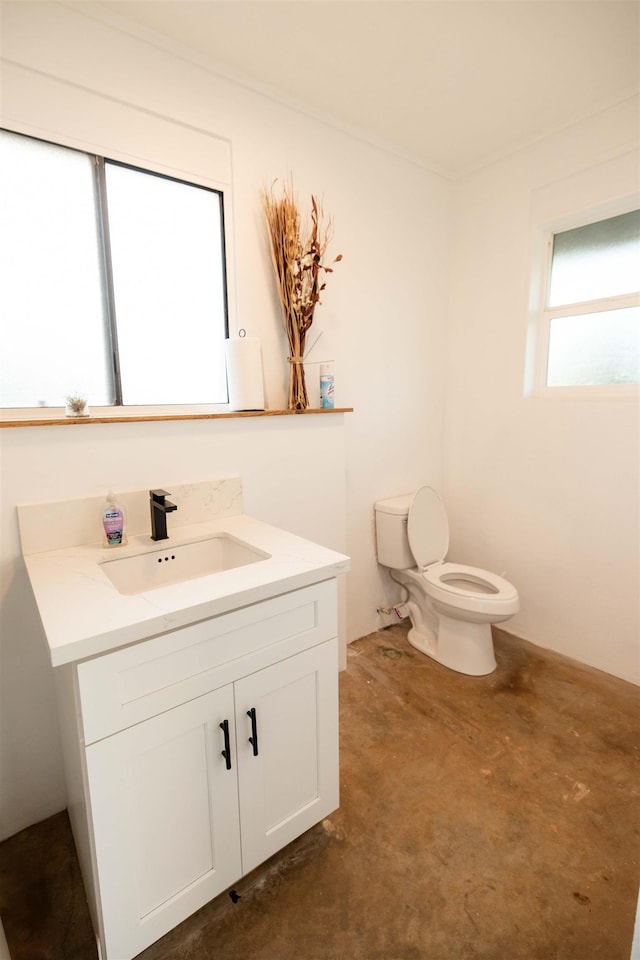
[{"left": 0, "top": 408, "right": 353, "bottom": 429}]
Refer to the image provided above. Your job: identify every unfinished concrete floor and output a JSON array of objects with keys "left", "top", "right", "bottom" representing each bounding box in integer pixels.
[{"left": 1, "top": 625, "right": 639, "bottom": 960}]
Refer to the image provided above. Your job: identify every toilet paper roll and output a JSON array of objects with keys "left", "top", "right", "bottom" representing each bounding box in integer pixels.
[{"left": 225, "top": 337, "right": 265, "bottom": 411}]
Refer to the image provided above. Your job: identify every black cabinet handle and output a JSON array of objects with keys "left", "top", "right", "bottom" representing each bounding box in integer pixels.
[
  {"left": 247, "top": 707, "right": 259, "bottom": 756},
  {"left": 219, "top": 719, "right": 232, "bottom": 770}
]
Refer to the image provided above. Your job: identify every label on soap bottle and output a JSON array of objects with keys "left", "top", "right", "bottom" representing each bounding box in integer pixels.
[{"left": 103, "top": 505, "right": 125, "bottom": 546}]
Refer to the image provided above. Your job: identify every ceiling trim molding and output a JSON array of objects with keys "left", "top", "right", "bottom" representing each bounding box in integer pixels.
[
  {"left": 459, "top": 85, "right": 640, "bottom": 181},
  {"left": 61, "top": 1, "right": 639, "bottom": 183},
  {"left": 61, "top": 0, "right": 456, "bottom": 180}
]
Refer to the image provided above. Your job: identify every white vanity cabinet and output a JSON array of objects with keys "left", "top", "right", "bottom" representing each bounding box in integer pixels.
[{"left": 56, "top": 579, "right": 339, "bottom": 960}]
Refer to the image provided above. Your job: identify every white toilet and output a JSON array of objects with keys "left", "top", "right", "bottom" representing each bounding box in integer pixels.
[{"left": 375, "top": 486, "right": 519, "bottom": 676}]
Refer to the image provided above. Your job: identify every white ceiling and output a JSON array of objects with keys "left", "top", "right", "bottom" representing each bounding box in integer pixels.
[{"left": 96, "top": 1, "right": 639, "bottom": 178}]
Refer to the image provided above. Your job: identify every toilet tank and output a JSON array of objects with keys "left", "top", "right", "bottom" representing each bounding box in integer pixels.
[{"left": 375, "top": 494, "right": 415, "bottom": 569}]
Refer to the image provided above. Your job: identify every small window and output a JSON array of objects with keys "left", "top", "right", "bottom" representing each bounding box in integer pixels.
[
  {"left": 0, "top": 129, "right": 229, "bottom": 409},
  {"left": 537, "top": 209, "right": 640, "bottom": 390}
]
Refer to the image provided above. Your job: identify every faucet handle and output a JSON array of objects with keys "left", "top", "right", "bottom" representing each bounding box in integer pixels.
[{"left": 150, "top": 489, "right": 171, "bottom": 503}]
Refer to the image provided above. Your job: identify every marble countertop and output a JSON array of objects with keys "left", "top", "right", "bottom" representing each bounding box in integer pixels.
[{"left": 22, "top": 514, "right": 350, "bottom": 667}]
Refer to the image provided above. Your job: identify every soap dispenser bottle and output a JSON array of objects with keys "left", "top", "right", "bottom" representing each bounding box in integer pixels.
[
  {"left": 319, "top": 363, "right": 335, "bottom": 409},
  {"left": 102, "top": 493, "right": 127, "bottom": 547}
]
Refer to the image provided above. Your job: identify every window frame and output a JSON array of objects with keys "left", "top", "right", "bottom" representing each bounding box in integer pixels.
[
  {"left": 527, "top": 196, "right": 640, "bottom": 400},
  {"left": 0, "top": 126, "right": 237, "bottom": 421}
]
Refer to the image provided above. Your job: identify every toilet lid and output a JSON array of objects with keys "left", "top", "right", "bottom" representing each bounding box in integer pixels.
[{"left": 407, "top": 486, "right": 449, "bottom": 569}]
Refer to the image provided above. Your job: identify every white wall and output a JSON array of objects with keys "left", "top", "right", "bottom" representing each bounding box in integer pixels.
[
  {"left": 0, "top": 2, "right": 449, "bottom": 839},
  {"left": 444, "top": 97, "right": 640, "bottom": 685}
]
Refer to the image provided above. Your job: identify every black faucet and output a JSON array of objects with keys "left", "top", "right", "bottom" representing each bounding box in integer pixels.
[{"left": 150, "top": 489, "right": 178, "bottom": 541}]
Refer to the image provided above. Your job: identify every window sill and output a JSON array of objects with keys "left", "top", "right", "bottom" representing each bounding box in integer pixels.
[{"left": 0, "top": 407, "right": 353, "bottom": 428}]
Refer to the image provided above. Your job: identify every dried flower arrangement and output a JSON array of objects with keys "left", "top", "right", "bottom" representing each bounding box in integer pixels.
[
  {"left": 65, "top": 393, "right": 89, "bottom": 417},
  {"left": 261, "top": 180, "right": 342, "bottom": 410}
]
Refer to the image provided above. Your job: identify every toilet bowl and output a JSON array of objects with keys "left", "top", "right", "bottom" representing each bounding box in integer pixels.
[{"left": 375, "top": 487, "right": 519, "bottom": 676}]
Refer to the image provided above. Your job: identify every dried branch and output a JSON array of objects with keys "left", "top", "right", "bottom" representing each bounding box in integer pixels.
[{"left": 261, "top": 180, "right": 342, "bottom": 409}]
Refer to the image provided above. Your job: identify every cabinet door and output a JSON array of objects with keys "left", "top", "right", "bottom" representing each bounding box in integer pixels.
[
  {"left": 235, "top": 639, "right": 339, "bottom": 874},
  {"left": 85, "top": 685, "right": 241, "bottom": 960}
]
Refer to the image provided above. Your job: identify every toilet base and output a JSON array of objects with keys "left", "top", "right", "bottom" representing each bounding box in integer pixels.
[{"left": 407, "top": 612, "right": 497, "bottom": 677}]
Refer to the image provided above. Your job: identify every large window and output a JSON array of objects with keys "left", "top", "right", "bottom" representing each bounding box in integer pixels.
[
  {"left": 535, "top": 208, "right": 639, "bottom": 390},
  {"left": 0, "top": 129, "right": 229, "bottom": 409}
]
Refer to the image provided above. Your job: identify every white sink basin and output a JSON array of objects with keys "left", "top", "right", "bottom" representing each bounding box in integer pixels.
[{"left": 100, "top": 535, "right": 270, "bottom": 595}]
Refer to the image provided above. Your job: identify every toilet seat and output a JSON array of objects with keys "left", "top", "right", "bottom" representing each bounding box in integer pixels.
[
  {"left": 422, "top": 561, "right": 519, "bottom": 615},
  {"left": 406, "top": 486, "right": 517, "bottom": 614}
]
